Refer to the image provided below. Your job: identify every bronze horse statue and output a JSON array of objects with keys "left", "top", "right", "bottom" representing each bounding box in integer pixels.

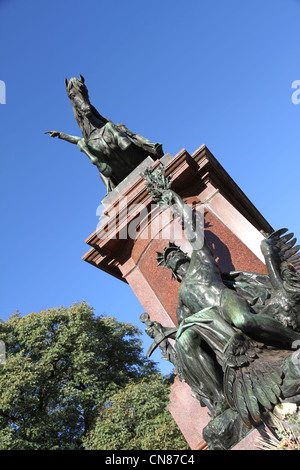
[{"left": 46, "top": 75, "right": 164, "bottom": 193}]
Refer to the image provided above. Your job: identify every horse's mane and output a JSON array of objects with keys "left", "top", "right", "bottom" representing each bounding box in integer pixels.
[{"left": 89, "top": 104, "right": 111, "bottom": 124}]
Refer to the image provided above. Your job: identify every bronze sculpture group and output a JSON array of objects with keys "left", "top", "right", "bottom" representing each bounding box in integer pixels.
[
  {"left": 47, "top": 76, "right": 300, "bottom": 448},
  {"left": 142, "top": 164, "right": 300, "bottom": 434}
]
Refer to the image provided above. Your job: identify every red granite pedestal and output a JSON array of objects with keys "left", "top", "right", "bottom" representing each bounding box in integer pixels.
[{"left": 82, "top": 145, "right": 273, "bottom": 450}]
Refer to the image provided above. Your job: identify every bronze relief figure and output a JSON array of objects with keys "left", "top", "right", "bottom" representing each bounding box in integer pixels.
[{"left": 142, "top": 164, "right": 300, "bottom": 446}]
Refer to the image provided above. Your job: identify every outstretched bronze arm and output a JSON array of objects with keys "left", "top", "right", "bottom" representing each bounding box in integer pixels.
[
  {"left": 45, "top": 130, "right": 81, "bottom": 145},
  {"left": 167, "top": 190, "right": 204, "bottom": 249},
  {"left": 143, "top": 164, "right": 204, "bottom": 250},
  {"left": 45, "top": 130, "right": 114, "bottom": 192}
]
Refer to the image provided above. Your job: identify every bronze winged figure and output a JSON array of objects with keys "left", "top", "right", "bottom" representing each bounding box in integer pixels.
[{"left": 142, "top": 164, "right": 300, "bottom": 432}]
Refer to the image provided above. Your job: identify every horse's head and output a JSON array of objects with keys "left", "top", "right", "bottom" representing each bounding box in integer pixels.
[{"left": 65, "top": 75, "right": 92, "bottom": 117}]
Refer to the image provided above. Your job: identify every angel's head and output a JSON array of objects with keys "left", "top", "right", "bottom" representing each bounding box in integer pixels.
[{"left": 156, "top": 242, "right": 190, "bottom": 282}]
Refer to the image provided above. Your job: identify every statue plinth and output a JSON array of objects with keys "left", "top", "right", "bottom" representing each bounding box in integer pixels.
[{"left": 82, "top": 144, "right": 273, "bottom": 450}]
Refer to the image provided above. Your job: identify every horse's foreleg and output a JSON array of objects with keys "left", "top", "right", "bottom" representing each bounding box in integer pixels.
[{"left": 77, "top": 139, "right": 115, "bottom": 193}]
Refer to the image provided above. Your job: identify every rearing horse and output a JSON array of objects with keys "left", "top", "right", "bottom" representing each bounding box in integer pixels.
[{"left": 46, "top": 75, "right": 164, "bottom": 193}]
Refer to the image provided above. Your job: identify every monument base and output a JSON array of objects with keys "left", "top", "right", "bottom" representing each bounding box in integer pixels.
[{"left": 82, "top": 145, "right": 274, "bottom": 450}]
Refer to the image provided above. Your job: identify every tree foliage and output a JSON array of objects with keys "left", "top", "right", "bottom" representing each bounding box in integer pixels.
[
  {"left": 0, "top": 302, "right": 154, "bottom": 449},
  {"left": 0, "top": 302, "right": 187, "bottom": 450},
  {"left": 83, "top": 377, "right": 189, "bottom": 450}
]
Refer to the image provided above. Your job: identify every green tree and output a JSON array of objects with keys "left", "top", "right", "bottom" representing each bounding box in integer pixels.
[
  {"left": 83, "top": 377, "right": 189, "bottom": 450},
  {"left": 0, "top": 302, "right": 159, "bottom": 450}
]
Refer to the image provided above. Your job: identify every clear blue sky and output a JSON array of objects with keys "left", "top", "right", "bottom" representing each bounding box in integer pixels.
[{"left": 1, "top": 0, "right": 300, "bottom": 373}]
